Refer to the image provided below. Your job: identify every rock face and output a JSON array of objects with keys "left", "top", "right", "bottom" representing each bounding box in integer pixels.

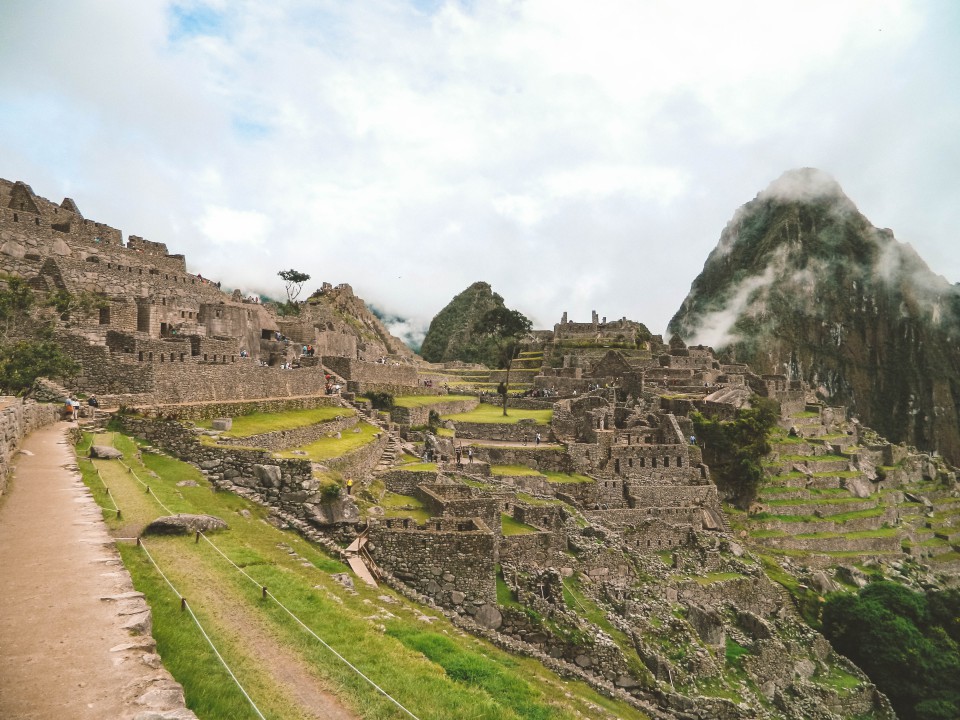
[
  {"left": 90, "top": 445, "right": 124, "bottom": 459},
  {"left": 669, "top": 168, "right": 960, "bottom": 464},
  {"left": 421, "top": 281, "right": 522, "bottom": 365},
  {"left": 142, "top": 514, "right": 228, "bottom": 535}
]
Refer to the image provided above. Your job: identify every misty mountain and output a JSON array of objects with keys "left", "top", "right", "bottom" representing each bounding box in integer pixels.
[
  {"left": 669, "top": 168, "right": 960, "bottom": 463},
  {"left": 367, "top": 304, "right": 426, "bottom": 353}
]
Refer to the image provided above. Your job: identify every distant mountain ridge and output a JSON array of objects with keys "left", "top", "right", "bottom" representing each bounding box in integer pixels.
[{"left": 669, "top": 168, "right": 960, "bottom": 463}]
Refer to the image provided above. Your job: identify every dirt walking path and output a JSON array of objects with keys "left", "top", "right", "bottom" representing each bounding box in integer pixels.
[{"left": 0, "top": 422, "right": 194, "bottom": 720}]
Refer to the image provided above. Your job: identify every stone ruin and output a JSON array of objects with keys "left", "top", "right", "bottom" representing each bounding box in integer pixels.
[{"left": 0, "top": 178, "right": 420, "bottom": 406}]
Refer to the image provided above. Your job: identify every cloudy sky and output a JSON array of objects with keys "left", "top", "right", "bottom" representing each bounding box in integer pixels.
[{"left": 2, "top": 1, "right": 958, "bottom": 346}]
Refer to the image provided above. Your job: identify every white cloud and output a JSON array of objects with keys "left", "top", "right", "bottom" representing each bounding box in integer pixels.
[
  {"left": 0, "top": 0, "right": 957, "bottom": 341},
  {"left": 197, "top": 206, "right": 271, "bottom": 247}
]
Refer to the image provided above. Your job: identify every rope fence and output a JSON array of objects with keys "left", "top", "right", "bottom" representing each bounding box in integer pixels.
[
  {"left": 196, "top": 531, "right": 422, "bottom": 720},
  {"left": 82, "top": 431, "right": 422, "bottom": 720},
  {"left": 137, "top": 537, "right": 268, "bottom": 720},
  {"left": 81, "top": 458, "right": 122, "bottom": 518}
]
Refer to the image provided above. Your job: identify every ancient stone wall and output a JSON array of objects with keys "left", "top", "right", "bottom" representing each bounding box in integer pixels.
[
  {"left": 390, "top": 397, "right": 478, "bottom": 427},
  {"left": 513, "top": 503, "right": 565, "bottom": 531},
  {"left": 418, "top": 485, "right": 502, "bottom": 538},
  {"left": 132, "top": 395, "right": 340, "bottom": 421},
  {"left": 625, "top": 484, "right": 718, "bottom": 508},
  {"left": 322, "top": 357, "right": 418, "bottom": 387},
  {"left": 477, "top": 396, "right": 554, "bottom": 410},
  {"left": 380, "top": 469, "right": 439, "bottom": 495},
  {"left": 452, "top": 421, "right": 548, "bottom": 443},
  {"left": 499, "top": 531, "right": 556, "bottom": 566},
  {"left": 0, "top": 398, "right": 61, "bottom": 497},
  {"left": 474, "top": 445, "right": 570, "bottom": 473},
  {"left": 325, "top": 427, "right": 389, "bottom": 477},
  {"left": 369, "top": 517, "right": 496, "bottom": 609}
]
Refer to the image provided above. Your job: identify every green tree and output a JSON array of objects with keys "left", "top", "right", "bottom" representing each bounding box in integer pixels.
[
  {"left": 46, "top": 289, "right": 108, "bottom": 326},
  {"left": 821, "top": 581, "right": 960, "bottom": 720},
  {"left": 0, "top": 277, "right": 35, "bottom": 338},
  {"left": 0, "top": 339, "right": 80, "bottom": 395},
  {"left": 473, "top": 307, "right": 532, "bottom": 416},
  {"left": 692, "top": 396, "right": 779, "bottom": 505},
  {"left": 278, "top": 269, "right": 311, "bottom": 304}
]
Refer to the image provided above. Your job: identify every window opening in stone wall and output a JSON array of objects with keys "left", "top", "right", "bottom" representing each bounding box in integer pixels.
[
  {"left": 615, "top": 459, "right": 620, "bottom": 474},
  {"left": 160, "top": 322, "right": 169, "bottom": 338},
  {"left": 138, "top": 351, "right": 143, "bottom": 362},
  {"left": 149, "top": 352, "right": 153, "bottom": 361},
  {"left": 159, "top": 354, "right": 164, "bottom": 362},
  {"left": 34, "top": 217, "right": 39, "bottom": 225},
  {"left": 99, "top": 307, "right": 110, "bottom": 325},
  {"left": 203, "top": 354, "right": 208, "bottom": 361},
  {"left": 180, "top": 353, "right": 185, "bottom": 362},
  {"left": 137, "top": 303, "right": 151, "bottom": 332},
  {"left": 652, "top": 457, "right": 658, "bottom": 468},
  {"left": 12, "top": 213, "right": 17, "bottom": 222},
  {"left": 261, "top": 329, "right": 272, "bottom": 340},
  {"left": 677, "top": 456, "right": 683, "bottom": 467},
  {"left": 664, "top": 457, "right": 670, "bottom": 467}
]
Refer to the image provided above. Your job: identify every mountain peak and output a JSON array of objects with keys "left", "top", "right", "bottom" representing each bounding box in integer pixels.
[{"left": 758, "top": 167, "right": 846, "bottom": 204}]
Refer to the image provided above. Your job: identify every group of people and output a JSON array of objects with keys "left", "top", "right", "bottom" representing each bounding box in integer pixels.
[
  {"left": 301, "top": 345, "right": 315, "bottom": 356},
  {"left": 454, "top": 443, "right": 474, "bottom": 468},
  {"left": 63, "top": 396, "right": 98, "bottom": 420}
]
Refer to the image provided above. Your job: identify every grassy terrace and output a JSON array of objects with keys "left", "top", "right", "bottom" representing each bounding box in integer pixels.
[
  {"left": 752, "top": 506, "right": 887, "bottom": 523},
  {"left": 544, "top": 471, "right": 594, "bottom": 484},
  {"left": 381, "top": 492, "right": 431, "bottom": 524},
  {"left": 391, "top": 394, "right": 475, "bottom": 408},
  {"left": 491, "top": 464, "right": 544, "bottom": 476},
  {"left": 275, "top": 421, "right": 381, "bottom": 462},
  {"left": 441, "top": 404, "right": 552, "bottom": 425},
  {"left": 77, "top": 432, "right": 648, "bottom": 720},
  {"left": 502, "top": 514, "right": 540, "bottom": 536},
  {"left": 763, "top": 496, "right": 873, "bottom": 507},
  {"left": 196, "top": 406, "right": 355, "bottom": 437}
]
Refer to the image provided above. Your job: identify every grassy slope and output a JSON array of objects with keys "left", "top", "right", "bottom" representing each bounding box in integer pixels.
[{"left": 77, "top": 431, "right": 649, "bottom": 720}]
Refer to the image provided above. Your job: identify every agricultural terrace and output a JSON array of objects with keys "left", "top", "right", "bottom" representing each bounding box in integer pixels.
[
  {"left": 74, "top": 431, "right": 649, "bottom": 720},
  {"left": 391, "top": 395, "right": 475, "bottom": 408},
  {"left": 441, "top": 404, "right": 552, "bottom": 425},
  {"left": 275, "top": 421, "right": 381, "bottom": 462},
  {"left": 195, "top": 406, "right": 355, "bottom": 438}
]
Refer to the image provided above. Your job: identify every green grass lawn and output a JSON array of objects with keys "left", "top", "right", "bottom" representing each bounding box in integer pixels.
[
  {"left": 196, "top": 406, "right": 355, "bottom": 438},
  {"left": 442, "top": 404, "right": 552, "bottom": 425},
  {"left": 275, "top": 421, "right": 381, "bottom": 461},
  {"left": 381, "top": 492, "right": 432, "bottom": 524},
  {"left": 502, "top": 514, "right": 540, "bottom": 536},
  {"left": 543, "top": 471, "right": 595, "bottom": 485},
  {"left": 491, "top": 464, "right": 546, "bottom": 477},
  {"left": 391, "top": 395, "right": 475, "bottom": 408}
]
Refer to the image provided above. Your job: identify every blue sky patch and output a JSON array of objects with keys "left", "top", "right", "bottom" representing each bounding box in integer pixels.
[{"left": 169, "top": 3, "right": 226, "bottom": 42}]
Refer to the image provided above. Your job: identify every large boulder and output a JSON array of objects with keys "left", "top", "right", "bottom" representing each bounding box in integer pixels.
[
  {"left": 143, "top": 514, "right": 228, "bottom": 536},
  {"left": 90, "top": 445, "right": 124, "bottom": 459},
  {"left": 306, "top": 498, "right": 360, "bottom": 526}
]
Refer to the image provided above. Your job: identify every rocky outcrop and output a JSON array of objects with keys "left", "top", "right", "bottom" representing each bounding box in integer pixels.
[
  {"left": 142, "top": 514, "right": 228, "bottom": 535},
  {"left": 669, "top": 168, "right": 960, "bottom": 464}
]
